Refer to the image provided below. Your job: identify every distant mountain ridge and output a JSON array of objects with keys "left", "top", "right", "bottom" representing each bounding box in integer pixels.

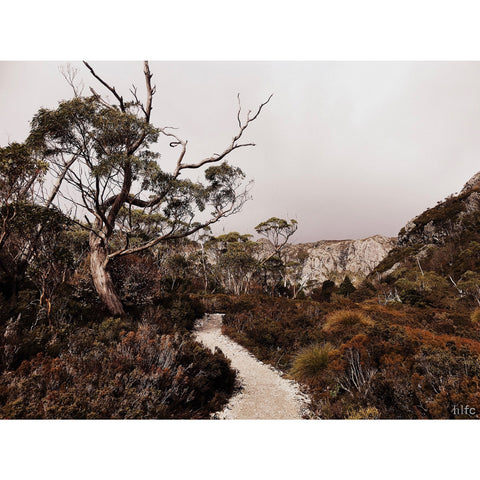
[
  {"left": 285, "top": 171, "right": 480, "bottom": 289},
  {"left": 284, "top": 235, "right": 396, "bottom": 286}
]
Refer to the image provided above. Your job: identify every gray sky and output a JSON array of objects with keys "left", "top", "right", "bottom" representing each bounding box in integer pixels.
[{"left": 1, "top": 61, "right": 480, "bottom": 242}]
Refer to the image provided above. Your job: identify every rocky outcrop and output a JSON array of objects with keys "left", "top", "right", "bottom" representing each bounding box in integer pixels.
[
  {"left": 398, "top": 171, "right": 480, "bottom": 247},
  {"left": 397, "top": 218, "right": 457, "bottom": 246},
  {"left": 461, "top": 171, "right": 480, "bottom": 194},
  {"left": 285, "top": 235, "right": 396, "bottom": 286}
]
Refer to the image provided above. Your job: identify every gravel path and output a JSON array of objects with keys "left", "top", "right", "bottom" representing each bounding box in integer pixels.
[{"left": 193, "top": 313, "right": 310, "bottom": 420}]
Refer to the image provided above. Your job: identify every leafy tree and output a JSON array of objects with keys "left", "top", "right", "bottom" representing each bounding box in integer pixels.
[
  {"left": 25, "top": 212, "right": 76, "bottom": 324},
  {"left": 458, "top": 271, "right": 480, "bottom": 306},
  {"left": 255, "top": 217, "right": 298, "bottom": 262},
  {"left": 338, "top": 275, "right": 356, "bottom": 297},
  {"left": 0, "top": 143, "right": 48, "bottom": 294},
  {"left": 28, "top": 62, "right": 271, "bottom": 314},
  {"left": 285, "top": 248, "right": 311, "bottom": 299},
  {"left": 0, "top": 142, "right": 47, "bottom": 247},
  {"left": 0, "top": 201, "right": 70, "bottom": 304},
  {"left": 255, "top": 217, "right": 298, "bottom": 295},
  {"left": 207, "top": 232, "right": 259, "bottom": 295}
]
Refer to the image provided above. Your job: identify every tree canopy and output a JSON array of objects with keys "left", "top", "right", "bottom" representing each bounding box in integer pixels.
[{"left": 25, "top": 61, "right": 271, "bottom": 314}]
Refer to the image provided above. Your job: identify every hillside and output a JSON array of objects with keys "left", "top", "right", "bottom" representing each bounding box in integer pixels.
[
  {"left": 373, "top": 171, "right": 480, "bottom": 289},
  {"left": 219, "top": 171, "right": 480, "bottom": 419}
]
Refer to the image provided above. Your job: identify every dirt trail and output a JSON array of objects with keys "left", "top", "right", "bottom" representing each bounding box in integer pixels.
[{"left": 194, "top": 314, "right": 310, "bottom": 419}]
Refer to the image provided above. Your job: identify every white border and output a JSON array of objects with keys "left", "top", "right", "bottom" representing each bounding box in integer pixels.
[
  {"left": 2, "top": 0, "right": 480, "bottom": 60},
  {"left": 2, "top": 1, "right": 480, "bottom": 478}
]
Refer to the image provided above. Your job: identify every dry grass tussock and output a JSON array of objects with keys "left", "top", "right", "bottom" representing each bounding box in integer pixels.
[
  {"left": 323, "top": 309, "right": 374, "bottom": 333},
  {"left": 471, "top": 308, "right": 480, "bottom": 324},
  {"left": 290, "top": 343, "right": 333, "bottom": 381}
]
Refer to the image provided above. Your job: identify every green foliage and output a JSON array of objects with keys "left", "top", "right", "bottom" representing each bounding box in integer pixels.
[
  {"left": 372, "top": 245, "right": 422, "bottom": 275},
  {"left": 458, "top": 271, "right": 480, "bottom": 305},
  {"left": 205, "top": 232, "right": 260, "bottom": 295},
  {"left": 214, "top": 231, "right": 253, "bottom": 243},
  {"left": 205, "top": 162, "right": 245, "bottom": 208},
  {"left": 338, "top": 276, "right": 356, "bottom": 297},
  {"left": 0, "top": 142, "right": 47, "bottom": 201},
  {"left": 29, "top": 97, "right": 159, "bottom": 158},
  {"left": 412, "top": 192, "right": 468, "bottom": 229},
  {"left": 255, "top": 217, "right": 298, "bottom": 248}
]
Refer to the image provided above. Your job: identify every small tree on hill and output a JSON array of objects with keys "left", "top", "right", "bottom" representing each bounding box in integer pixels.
[
  {"left": 338, "top": 275, "right": 356, "bottom": 297},
  {"left": 321, "top": 279, "right": 336, "bottom": 302}
]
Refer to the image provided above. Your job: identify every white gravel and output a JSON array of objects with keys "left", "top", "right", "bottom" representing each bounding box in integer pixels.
[{"left": 193, "top": 313, "right": 310, "bottom": 420}]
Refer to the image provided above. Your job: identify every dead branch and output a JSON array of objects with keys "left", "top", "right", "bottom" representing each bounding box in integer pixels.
[
  {"left": 83, "top": 61, "right": 125, "bottom": 112},
  {"left": 175, "top": 94, "right": 273, "bottom": 173}
]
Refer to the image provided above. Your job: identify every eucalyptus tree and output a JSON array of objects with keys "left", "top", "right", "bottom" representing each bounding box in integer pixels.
[
  {"left": 28, "top": 62, "right": 271, "bottom": 315},
  {"left": 255, "top": 217, "right": 298, "bottom": 295},
  {"left": 0, "top": 142, "right": 68, "bottom": 302},
  {"left": 255, "top": 217, "right": 298, "bottom": 264},
  {"left": 0, "top": 143, "right": 47, "bottom": 252},
  {"left": 207, "top": 231, "right": 259, "bottom": 295}
]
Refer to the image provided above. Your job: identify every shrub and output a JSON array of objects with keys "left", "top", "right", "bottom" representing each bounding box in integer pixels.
[
  {"left": 109, "top": 254, "right": 161, "bottom": 305},
  {"left": 311, "top": 280, "right": 336, "bottom": 303},
  {"left": 347, "top": 406, "right": 380, "bottom": 419},
  {"left": 0, "top": 323, "right": 235, "bottom": 419},
  {"left": 139, "top": 294, "right": 205, "bottom": 335},
  {"left": 338, "top": 276, "right": 356, "bottom": 297},
  {"left": 290, "top": 343, "right": 333, "bottom": 381}
]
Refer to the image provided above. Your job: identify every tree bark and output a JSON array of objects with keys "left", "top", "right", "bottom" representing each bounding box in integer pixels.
[{"left": 89, "top": 233, "right": 125, "bottom": 316}]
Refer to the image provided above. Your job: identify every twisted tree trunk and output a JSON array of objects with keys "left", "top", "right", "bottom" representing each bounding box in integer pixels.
[{"left": 89, "top": 233, "right": 125, "bottom": 316}]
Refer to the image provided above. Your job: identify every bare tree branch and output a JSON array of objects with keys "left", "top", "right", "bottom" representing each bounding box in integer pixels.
[
  {"left": 175, "top": 94, "right": 272, "bottom": 172},
  {"left": 59, "top": 64, "right": 84, "bottom": 97},
  {"left": 83, "top": 61, "right": 125, "bottom": 112}
]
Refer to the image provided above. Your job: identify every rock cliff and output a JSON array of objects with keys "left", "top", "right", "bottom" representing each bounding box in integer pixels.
[{"left": 285, "top": 235, "right": 396, "bottom": 286}]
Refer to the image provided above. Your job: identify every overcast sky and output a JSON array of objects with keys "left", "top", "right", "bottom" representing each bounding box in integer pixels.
[{"left": 1, "top": 61, "right": 480, "bottom": 242}]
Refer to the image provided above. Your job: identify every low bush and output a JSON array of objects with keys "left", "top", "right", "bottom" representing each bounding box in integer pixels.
[
  {"left": 347, "top": 406, "right": 380, "bottom": 419},
  {"left": 0, "top": 323, "right": 235, "bottom": 419}
]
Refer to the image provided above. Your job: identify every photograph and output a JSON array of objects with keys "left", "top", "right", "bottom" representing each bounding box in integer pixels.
[{"left": 1, "top": 60, "right": 480, "bottom": 421}]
